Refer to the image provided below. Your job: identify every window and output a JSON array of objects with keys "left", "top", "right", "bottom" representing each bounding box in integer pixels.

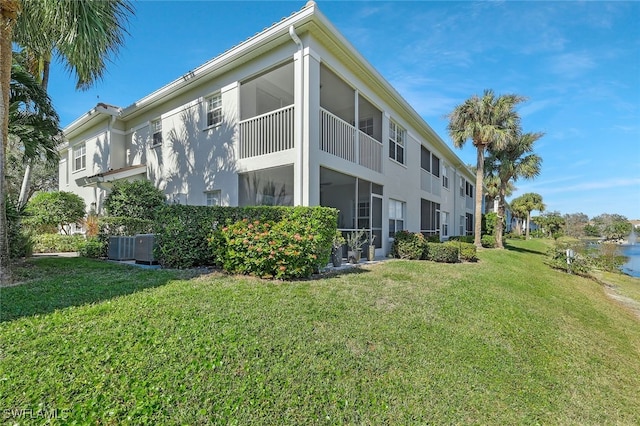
[
  {"left": 460, "top": 215, "right": 465, "bottom": 236},
  {"left": 442, "top": 166, "right": 449, "bottom": 189},
  {"left": 459, "top": 177, "right": 465, "bottom": 197},
  {"left": 206, "top": 93, "right": 222, "bottom": 127},
  {"left": 432, "top": 154, "right": 440, "bottom": 177},
  {"left": 388, "top": 199, "right": 405, "bottom": 238},
  {"left": 73, "top": 143, "right": 86, "bottom": 171},
  {"left": 421, "top": 146, "right": 431, "bottom": 172},
  {"left": 465, "top": 181, "right": 474, "bottom": 198},
  {"left": 389, "top": 120, "right": 405, "bottom": 164},
  {"left": 359, "top": 117, "right": 374, "bottom": 136},
  {"left": 466, "top": 213, "right": 474, "bottom": 236},
  {"left": 205, "top": 190, "right": 221, "bottom": 206},
  {"left": 421, "top": 198, "right": 441, "bottom": 236},
  {"left": 151, "top": 119, "right": 162, "bottom": 146},
  {"left": 442, "top": 211, "right": 450, "bottom": 237}
]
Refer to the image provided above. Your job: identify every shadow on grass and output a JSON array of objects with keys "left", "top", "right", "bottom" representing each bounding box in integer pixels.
[
  {"left": 504, "top": 241, "right": 548, "bottom": 256},
  {"left": 1, "top": 257, "right": 189, "bottom": 323}
]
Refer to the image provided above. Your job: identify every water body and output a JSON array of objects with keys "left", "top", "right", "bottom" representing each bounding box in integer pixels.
[{"left": 620, "top": 244, "right": 640, "bottom": 278}]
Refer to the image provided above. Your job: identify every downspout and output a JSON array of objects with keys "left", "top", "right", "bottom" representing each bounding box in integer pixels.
[{"left": 289, "top": 25, "right": 304, "bottom": 205}]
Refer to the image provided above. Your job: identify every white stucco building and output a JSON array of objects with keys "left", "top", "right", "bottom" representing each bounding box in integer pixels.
[{"left": 59, "top": 1, "right": 476, "bottom": 256}]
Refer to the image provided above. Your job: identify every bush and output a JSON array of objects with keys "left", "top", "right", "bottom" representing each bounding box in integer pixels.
[
  {"left": 103, "top": 180, "right": 165, "bottom": 219},
  {"left": 445, "top": 240, "right": 477, "bottom": 262},
  {"left": 426, "top": 243, "right": 459, "bottom": 263},
  {"left": 213, "top": 218, "right": 327, "bottom": 279},
  {"left": 6, "top": 201, "right": 33, "bottom": 259},
  {"left": 545, "top": 241, "right": 591, "bottom": 275},
  {"left": 481, "top": 235, "right": 496, "bottom": 248},
  {"left": 24, "top": 191, "right": 85, "bottom": 234},
  {"left": 155, "top": 205, "right": 337, "bottom": 270},
  {"left": 483, "top": 212, "right": 498, "bottom": 236},
  {"left": 79, "top": 237, "right": 105, "bottom": 258},
  {"left": 391, "top": 231, "right": 427, "bottom": 260},
  {"left": 448, "top": 235, "right": 474, "bottom": 244},
  {"left": 33, "top": 234, "right": 85, "bottom": 253}
]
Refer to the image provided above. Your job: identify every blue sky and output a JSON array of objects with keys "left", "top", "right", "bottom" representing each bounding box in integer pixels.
[{"left": 46, "top": 1, "right": 640, "bottom": 220}]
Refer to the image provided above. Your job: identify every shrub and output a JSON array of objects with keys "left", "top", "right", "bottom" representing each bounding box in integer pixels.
[
  {"left": 391, "top": 231, "right": 427, "bottom": 260},
  {"left": 426, "top": 243, "right": 459, "bottom": 263},
  {"left": 79, "top": 237, "right": 105, "bottom": 258},
  {"left": 24, "top": 191, "right": 86, "bottom": 235},
  {"left": 103, "top": 180, "right": 165, "bottom": 219},
  {"left": 426, "top": 234, "right": 441, "bottom": 243},
  {"left": 481, "top": 235, "right": 496, "bottom": 248},
  {"left": 33, "top": 234, "right": 85, "bottom": 253},
  {"left": 448, "top": 235, "right": 474, "bottom": 244},
  {"left": 155, "top": 205, "right": 337, "bottom": 270},
  {"left": 445, "top": 240, "right": 477, "bottom": 262},
  {"left": 213, "top": 217, "right": 328, "bottom": 279},
  {"left": 6, "top": 201, "right": 33, "bottom": 259},
  {"left": 483, "top": 212, "right": 498, "bottom": 236},
  {"left": 545, "top": 241, "right": 591, "bottom": 275}
]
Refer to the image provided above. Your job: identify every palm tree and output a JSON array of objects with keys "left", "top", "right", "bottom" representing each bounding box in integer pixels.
[
  {"left": 13, "top": 0, "right": 134, "bottom": 208},
  {"left": 485, "top": 132, "right": 543, "bottom": 248},
  {"left": 511, "top": 192, "right": 545, "bottom": 238},
  {"left": 1, "top": 0, "right": 21, "bottom": 284},
  {"left": 0, "top": 0, "right": 134, "bottom": 283},
  {"left": 447, "top": 89, "right": 525, "bottom": 247}
]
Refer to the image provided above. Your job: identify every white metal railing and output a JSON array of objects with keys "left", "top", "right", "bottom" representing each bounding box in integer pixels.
[
  {"left": 320, "top": 108, "right": 356, "bottom": 163},
  {"left": 239, "top": 105, "right": 294, "bottom": 159},
  {"left": 358, "top": 130, "right": 382, "bottom": 173}
]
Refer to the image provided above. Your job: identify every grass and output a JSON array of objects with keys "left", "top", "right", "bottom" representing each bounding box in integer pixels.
[{"left": 1, "top": 240, "right": 639, "bottom": 424}]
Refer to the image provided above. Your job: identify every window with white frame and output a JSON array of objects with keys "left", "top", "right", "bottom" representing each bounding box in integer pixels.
[
  {"left": 432, "top": 154, "right": 440, "bottom": 177},
  {"left": 459, "top": 177, "right": 465, "bottom": 197},
  {"left": 388, "top": 120, "right": 405, "bottom": 164},
  {"left": 359, "top": 117, "right": 374, "bottom": 136},
  {"left": 205, "top": 190, "right": 221, "bottom": 206},
  {"left": 206, "top": 93, "right": 222, "bottom": 128},
  {"left": 442, "top": 211, "right": 450, "bottom": 237},
  {"left": 442, "top": 165, "right": 449, "bottom": 189},
  {"left": 73, "top": 143, "right": 86, "bottom": 171},
  {"left": 421, "top": 146, "right": 431, "bottom": 172},
  {"left": 151, "top": 119, "right": 162, "bottom": 146},
  {"left": 388, "top": 199, "right": 405, "bottom": 238},
  {"left": 460, "top": 215, "right": 465, "bottom": 236}
]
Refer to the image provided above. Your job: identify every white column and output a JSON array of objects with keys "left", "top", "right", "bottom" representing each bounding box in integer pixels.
[
  {"left": 302, "top": 47, "right": 321, "bottom": 206},
  {"left": 293, "top": 49, "right": 304, "bottom": 206}
]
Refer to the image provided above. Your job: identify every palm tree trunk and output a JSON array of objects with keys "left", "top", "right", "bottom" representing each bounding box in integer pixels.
[
  {"left": 0, "top": 0, "right": 20, "bottom": 284},
  {"left": 495, "top": 182, "right": 506, "bottom": 249},
  {"left": 525, "top": 211, "right": 531, "bottom": 239},
  {"left": 474, "top": 145, "right": 485, "bottom": 248}
]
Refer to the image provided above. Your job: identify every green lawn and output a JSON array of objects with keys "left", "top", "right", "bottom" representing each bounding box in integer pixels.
[{"left": 1, "top": 240, "right": 639, "bottom": 424}]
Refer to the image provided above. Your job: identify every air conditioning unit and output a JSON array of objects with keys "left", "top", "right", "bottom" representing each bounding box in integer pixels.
[
  {"left": 134, "top": 234, "right": 157, "bottom": 265},
  {"left": 108, "top": 236, "right": 135, "bottom": 261}
]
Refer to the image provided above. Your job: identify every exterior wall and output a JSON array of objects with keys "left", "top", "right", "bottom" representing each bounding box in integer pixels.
[{"left": 60, "top": 3, "right": 475, "bottom": 253}]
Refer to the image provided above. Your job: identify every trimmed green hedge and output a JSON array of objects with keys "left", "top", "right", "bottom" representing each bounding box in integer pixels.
[
  {"left": 154, "top": 205, "right": 337, "bottom": 271},
  {"left": 426, "top": 243, "right": 459, "bottom": 263},
  {"left": 32, "top": 234, "right": 85, "bottom": 253},
  {"left": 447, "top": 235, "right": 474, "bottom": 244},
  {"left": 391, "top": 230, "right": 427, "bottom": 260},
  {"left": 481, "top": 235, "right": 497, "bottom": 248},
  {"left": 445, "top": 240, "right": 478, "bottom": 262}
]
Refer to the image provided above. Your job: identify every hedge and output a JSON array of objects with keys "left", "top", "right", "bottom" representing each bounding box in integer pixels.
[
  {"left": 444, "top": 240, "right": 478, "bottom": 262},
  {"left": 154, "top": 205, "right": 337, "bottom": 271},
  {"left": 426, "top": 243, "right": 459, "bottom": 263},
  {"left": 32, "top": 234, "right": 85, "bottom": 253},
  {"left": 391, "top": 230, "right": 427, "bottom": 260}
]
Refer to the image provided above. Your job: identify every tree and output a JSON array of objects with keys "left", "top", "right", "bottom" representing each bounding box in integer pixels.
[
  {"left": 24, "top": 191, "right": 85, "bottom": 234},
  {"left": 1, "top": 0, "right": 21, "bottom": 284},
  {"left": 592, "top": 214, "right": 632, "bottom": 241},
  {"left": 104, "top": 180, "right": 166, "bottom": 219},
  {"left": 564, "top": 212, "right": 589, "bottom": 238},
  {"left": 511, "top": 193, "right": 545, "bottom": 238},
  {"left": 510, "top": 197, "right": 528, "bottom": 236},
  {"left": 448, "top": 89, "right": 525, "bottom": 247},
  {"left": 13, "top": 0, "right": 134, "bottom": 207},
  {"left": 485, "top": 131, "right": 543, "bottom": 248},
  {"left": 532, "top": 211, "right": 564, "bottom": 238},
  {"left": 0, "top": 0, "right": 134, "bottom": 282}
]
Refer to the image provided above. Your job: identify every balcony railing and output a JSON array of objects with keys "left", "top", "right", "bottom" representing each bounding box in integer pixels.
[
  {"left": 239, "top": 105, "right": 294, "bottom": 159},
  {"left": 320, "top": 108, "right": 382, "bottom": 173}
]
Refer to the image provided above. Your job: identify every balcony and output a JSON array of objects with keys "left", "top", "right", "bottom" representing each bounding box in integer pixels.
[
  {"left": 320, "top": 108, "right": 383, "bottom": 173},
  {"left": 238, "top": 105, "right": 294, "bottom": 159}
]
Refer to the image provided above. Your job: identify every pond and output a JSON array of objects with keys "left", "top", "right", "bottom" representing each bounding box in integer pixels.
[{"left": 620, "top": 244, "right": 640, "bottom": 278}]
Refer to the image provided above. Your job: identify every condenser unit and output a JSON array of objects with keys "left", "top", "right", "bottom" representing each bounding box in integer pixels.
[
  {"left": 134, "top": 234, "right": 157, "bottom": 265},
  {"left": 108, "top": 236, "right": 135, "bottom": 261}
]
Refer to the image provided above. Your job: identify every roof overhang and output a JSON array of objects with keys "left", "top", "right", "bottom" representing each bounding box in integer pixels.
[{"left": 75, "top": 164, "right": 147, "bottom": 187}]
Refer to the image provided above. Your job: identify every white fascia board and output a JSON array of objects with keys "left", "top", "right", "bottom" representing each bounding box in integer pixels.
[{"left": 63, "top": 103, "right": 122, "bottom": 141}]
